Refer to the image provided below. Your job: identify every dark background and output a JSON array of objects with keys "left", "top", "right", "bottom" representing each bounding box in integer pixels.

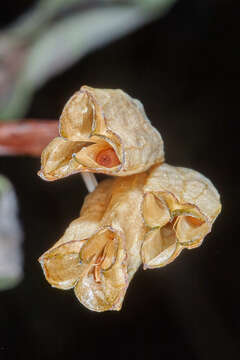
[{"left": 0, "top": 0, "right": 239, "bottom": 359}]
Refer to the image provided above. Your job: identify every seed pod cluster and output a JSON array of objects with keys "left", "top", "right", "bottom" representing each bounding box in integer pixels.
[{"left": 39, "top": 86, "right": 221, "bottom": 312}]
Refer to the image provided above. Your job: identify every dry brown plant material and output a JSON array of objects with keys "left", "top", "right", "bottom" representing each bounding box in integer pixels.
[
  {"left": 39, "top": 174, "right": 147, "bottom": 312},
  {"left": 39, "top": 85, "right": 164, "bottom": 180},
  {"left": 141, "top": 164, "right": 221, "bottom": 268},
  {"left": 39, "top": 179, "right": 113, "bottom": 290},
  {"left": 36, "top": 86, "right": 222, "bottom": 312}
]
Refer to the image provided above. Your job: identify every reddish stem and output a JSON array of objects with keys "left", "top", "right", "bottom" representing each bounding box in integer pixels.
[{"left": 0, "top": 120, "right": 59, "bottom": 157}]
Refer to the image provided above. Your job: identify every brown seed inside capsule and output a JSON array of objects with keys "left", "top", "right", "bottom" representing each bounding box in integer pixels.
[
  {"left": 186, "top": 216, "right": 204, "bottom": 227},
  {"left": 96, "top": 148, "right": 120, "bottom": 168}
]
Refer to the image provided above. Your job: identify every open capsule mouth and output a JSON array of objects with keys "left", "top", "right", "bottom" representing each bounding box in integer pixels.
[
  {"left": 39, "top": 229, "right": 120, "bottom": 289},
  {"left": 56, "top": 89, "right": 122, "bottom": 171},
  {"left": 80, "top": 229, "right": 119, "bottom": 283},
  {"left": 174, "top": 214, "right": 210, "bottom": 247},
  {"left": 40, "top": 135, "right": 122, "bottom": 181},
  {"left": 142, "top": 222, "right": 179, "bottom": 268},
  {"left": 72, "top": 137, "right": 121, "bottom": 171},
  {"left": 142, "top": 192, "right": 211, "bottom": 267},
  {"left": 74, "top": 227, "right": 127, "bottom": 311}
]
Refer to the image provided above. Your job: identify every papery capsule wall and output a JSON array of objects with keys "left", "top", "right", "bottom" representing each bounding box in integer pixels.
[
  {"left": 141, "top": 164, "right": 222, "bottom": 268},
  {"left": 39, "top": 86, "right": 164, "bottom": 180},
  {"left": 39, "top": 174, "right": 147, "bottom": 312}
]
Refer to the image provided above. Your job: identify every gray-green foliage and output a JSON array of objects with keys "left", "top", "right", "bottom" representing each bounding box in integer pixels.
[
  {"left": 0, "top": 0, "right": 177, "bottom": 120},
  {"left": 0, "top": 175, "right": 23, "bottom": 290}
]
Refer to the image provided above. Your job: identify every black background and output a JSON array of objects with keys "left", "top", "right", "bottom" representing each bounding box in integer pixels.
[{"left": 0, "top": 1, "right": 239, "bottom": 359}]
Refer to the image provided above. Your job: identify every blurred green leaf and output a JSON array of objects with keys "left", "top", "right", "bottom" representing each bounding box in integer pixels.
[
  {"left": 134, "top": 0, "right": 177, "bottom": 10},
  {"left": 0, "top": 277, "right": 21, "bottom": 291},
  {"left": 0, "top": 0, "right": 177, "bottom": 119},
  {"left": 0, "top": 175, "right": 11, "bottom": 193},
  {"left": 0, "top": 175, "right": 23, "bottom": 290},
  {"left": 22, "top": 6, "right": 151, "bottom": 87},
  {"left": 7, "top": 0, "right": 87, "bottom": 40}
]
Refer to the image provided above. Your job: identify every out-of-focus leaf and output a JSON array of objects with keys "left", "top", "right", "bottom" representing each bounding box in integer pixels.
[
  {"left": 0, "top": 6, "right": 146, "bottom": 118},
  {"left": 0, "top": 1, "right": 88, "bottom": 119},
  {"left": 22, "top": 6, "right": 152, "bottom": 87},
  {"left": 39, "top": 0, "right": 85, "bottom": 14},
  {"left": 134, "top": 0, "right": 176, "bottom": 9},
  {"left": 6, "top": 0, "right": 86, "bottom": 40},
  {"left": 0, "top": 175, "right": 23, "bottom": 290},
  {"left": 0, "top": 0, "right": 177, "bottom": 119}
]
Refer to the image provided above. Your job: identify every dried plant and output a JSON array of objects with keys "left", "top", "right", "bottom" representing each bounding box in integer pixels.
[
  {"left": 38, "top": 86, "right": 221, "bottom": 311},
  {"left": 141, "top": 164, "right": 221, "bottom": 268},
  {"left": 39, "top": 86, "right": 164, "bottom": 180},
  {"left": 39, "top": 175, "right": 147, "bottom": 311}
]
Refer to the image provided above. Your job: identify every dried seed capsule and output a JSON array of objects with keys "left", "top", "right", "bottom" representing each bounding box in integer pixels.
[
  {"left": 39, "top": 85, "right": 164, "bottom": 180},
  {"left": 39, "top": 174, "right": 147, "bottom": 312},
  {"left": 141, "top": 164, "right": 221, "bottom": 268},
  {"left": 38, "top": 179, "right": 113, "bottom": 290},
  {"left": 74, "top": 174, "right": 147, "bottom": 311}
]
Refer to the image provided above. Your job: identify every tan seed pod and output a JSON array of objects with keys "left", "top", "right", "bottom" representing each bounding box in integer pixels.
[
  {"left": 39, "top": 174, "right": 147, "bottom": 312},
  {"left": 141, "top": 164, "right": 221, "bottom": 268},
  {"left": 38, "top": 178, "right": 113, "bottom": 290},
  {"left": 74, "top": 174, "right": 147, "bottom": 311},
  {"left": 38, "top": 85, "right": 164, "bottom": 181}
]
